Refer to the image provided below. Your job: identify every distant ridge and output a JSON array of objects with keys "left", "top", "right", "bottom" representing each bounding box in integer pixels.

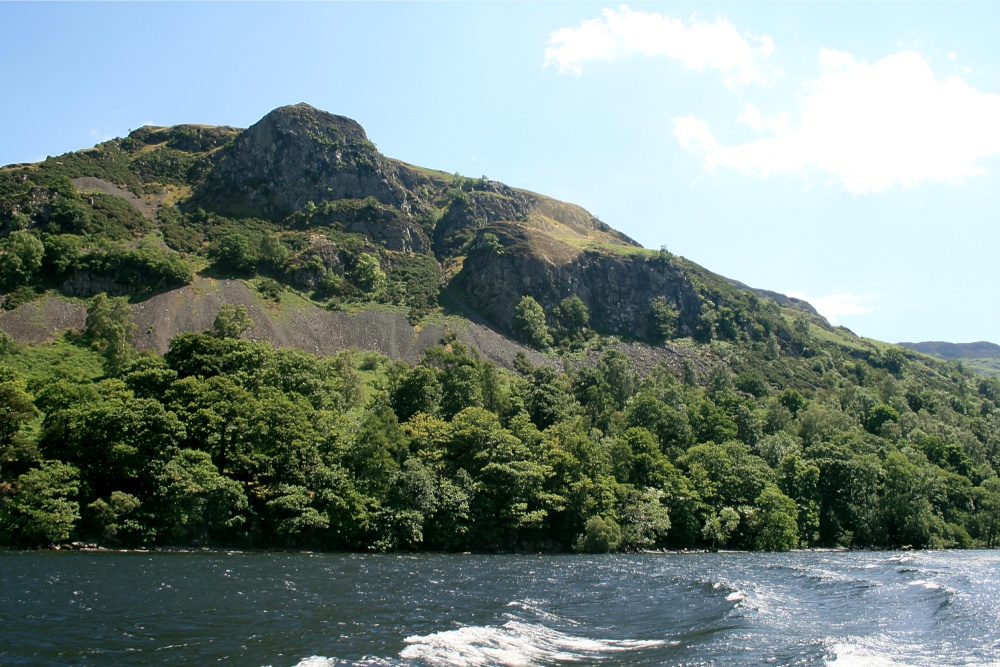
[{"left": 898, "top": 340, "right": 1000, "bottom": 360}]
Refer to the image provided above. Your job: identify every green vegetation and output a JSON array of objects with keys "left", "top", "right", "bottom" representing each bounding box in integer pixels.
[
  {"left": 2, "top": 105, "right": 999, "bottom": 553},
  {"left": 1, "top": 300, "right": 999, "bottom": 552}
]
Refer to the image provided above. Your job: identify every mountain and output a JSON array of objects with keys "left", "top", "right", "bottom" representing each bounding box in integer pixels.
[
  {"left": 900, "top": 340, "right": 1000, "bottom": 378},
  {"left": 899, "top": 341, "right": 1000, "bottom": 360},
  {"left": 2, "top": 103, "right": 1000, "bottom": 554}
]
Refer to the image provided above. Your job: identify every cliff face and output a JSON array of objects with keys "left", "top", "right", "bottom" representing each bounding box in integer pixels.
[{"left": 456, "top": 224, "right": 701, "bottom": 339}]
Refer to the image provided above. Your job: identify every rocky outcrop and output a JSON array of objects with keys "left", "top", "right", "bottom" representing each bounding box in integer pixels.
[
  {"left": 433, "top": 180, "right": 533, "bottom": 254},
  {"left": 194, "top": 103, "right": 413, "bottom": 219},
  {"left": 724, "top": 278, "right": 819, "bottom": 317},
  {"left": 308, "top": 198, "right": 430, "bottom": 253},
  {"left": 284, "top": 236, "right": 346, "bottom": 291}
]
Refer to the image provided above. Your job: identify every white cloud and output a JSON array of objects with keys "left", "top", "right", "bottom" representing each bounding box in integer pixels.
[
  {"left": 674, "top": 49, "right": 1000, "bottom": 193},
  {"left": 544, "top": 5, "right": 774, "bottom": 87},
  {"left": 788, "top": 292, "right": 876, "bottom": 324}
]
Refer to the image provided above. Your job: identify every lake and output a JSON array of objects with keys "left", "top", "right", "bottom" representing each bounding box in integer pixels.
[{"left": 2, "top": 549, "right": 999, "bottom": 666}]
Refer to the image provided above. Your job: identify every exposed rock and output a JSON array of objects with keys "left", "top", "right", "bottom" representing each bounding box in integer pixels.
[
  {"left": 284, "top": 236, "right": 346, "bottom": 291},
  {"left": 60, "top": 271, "right": 135, "bottom": 297},
  {"left": 194, "top": 103, "right": 412, "bottom": 219},
  {"left": 127, "top": 277, "right": 552, "bottom": 369},
  {"left": 455, "top": 223, "right": 701, "bottom": 339},
  {"left": 0, "top": 296, "right": 86, "bottom": 344},
  {"left": 308, "top": 198, "right": 430, "bottom": 253},
  {"left": 71, "top": 177, "right": 156, "bottom": 219},
  {"left": 434, "top": 181, "right": 533, "bottom": 254}
]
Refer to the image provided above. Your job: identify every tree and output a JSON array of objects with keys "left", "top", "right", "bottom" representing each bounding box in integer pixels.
[
  {"left": 392, "top": 365, "right": 443, "bottom": 421},
  {"left": 210, "top": 233, "right": 257, "bottom": 273},
  {"left": 0, "top": 231, "right": 44, "bottom": 288},
  {"left": 747, "top": 486, "right": 799, "bottom": 551},
  {"left": 213, "top": 303, "right": 253, "bottom": 339},
  {"left": 973, "top": 477, "right": 1000, "bottom": 547},
  {"left": 778, "top": 455, "right": 821, "bottom": 546},
  {"left": 599, "top": 350, "right": 637, "bottom": 409},
  {"left": 0, "top": 377, "right": 36, "bottom": 475},
  {"left": 650, "top": 296, "right": 679, "bottom": 342},
  {"left": 0, "top": 461, "right": 80, "bottom": 545},
  {"left": 85, "top": 293, "right": 136, "bottom": 376},
  {"left": 88, "top": 491, "right": 146, "bottom": 546},
  {"left": 864, "top": 403, "right": 899, "bottom": 435},
  {"left": 555, "top": 295, "right": 589, "bottom": 331},
  {"left": 352, "top": 253, "right": 387, "bottom": 294},
  {"left": 574, "top": 515, "right": 622, "bottom": 553},
  {"left": 152, "top": 449, "right": 248, "bottom": 545},
  {"left": 513, "top": 296, "right": 552, "bottom": 349},
  {"left": 702, "top": 506, "right": 740, "bottom": 549},
  {"left": 440, "top": 364, "right": 483, "bottom": 419},
  {"left": 258, "top": 234, "right": 289, "bottom": 271},
  {"left": 447, "top": 407, "right": 558, "bottom": 548},
  {"left": 617, "top": 486, "right": 672, "bottom": 550}
]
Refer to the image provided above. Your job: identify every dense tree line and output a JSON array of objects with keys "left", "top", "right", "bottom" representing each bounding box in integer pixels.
[{"left": 2, "top": 295, "right": 1000, "bottom": 553}]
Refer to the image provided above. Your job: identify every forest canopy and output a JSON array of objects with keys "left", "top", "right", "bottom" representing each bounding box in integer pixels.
[{"left": 2, "top": 299, "right": 999, "bottom": 553}]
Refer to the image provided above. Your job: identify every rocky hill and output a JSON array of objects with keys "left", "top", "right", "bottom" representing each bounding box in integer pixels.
[{"left": 0, "top": 103, "right": 821, "bottom": 363}]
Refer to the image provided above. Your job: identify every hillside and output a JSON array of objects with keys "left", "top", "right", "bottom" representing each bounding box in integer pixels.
[{"left": 1, "top": 103, "right": 999, "bottom": 553}]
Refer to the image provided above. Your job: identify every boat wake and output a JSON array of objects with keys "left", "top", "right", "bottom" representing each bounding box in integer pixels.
[
  {"left": 400, "top": 619, "right": 666, "bottom": 666},
  {"left": 289, "top": 600, "right": 666, "bottom": 667}
]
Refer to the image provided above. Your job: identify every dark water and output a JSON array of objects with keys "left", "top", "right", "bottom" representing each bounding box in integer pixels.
[{"left": 2, "top": 550, "right": 999, "bottom": 666}]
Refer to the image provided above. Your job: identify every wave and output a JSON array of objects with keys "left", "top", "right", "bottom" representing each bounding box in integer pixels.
[
  {"left": 287, "top": 658, "right": 403, "bottom": 667},
  {"left": 826, "top": 636, "right": 1000, "bottom": 667},
  {"left": 826, "top": 639, "right": 917, "bottom": 667},
  {"left": 399, "top": 619, "right": 667, "bottom": 666},
  {"left": 287, "top": 605, "right": 668, "bottom": 667}
]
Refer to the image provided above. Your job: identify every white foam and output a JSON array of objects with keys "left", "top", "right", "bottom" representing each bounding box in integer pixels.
[
  {"left": 399, "top": 620, "right": 665, "bottom": 666},
  {"left": 824, "top": 638, "right": 1000, "bottom": 667},
  {"left": 726, "top": 590, "right": 747, "bottom": 602},
  {"left": 285, "top": 657, "right": 398, "bottom": 667},
  {"left": 289, "top": 659, "right": 336, "bottom": 667},
  {"left": 827, "top": 641, "right": 914, "bottom": 667}
]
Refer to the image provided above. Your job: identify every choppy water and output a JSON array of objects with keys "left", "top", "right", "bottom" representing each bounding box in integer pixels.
[{"left": 2, "top": 550, "right": 999, "bottom": 666}]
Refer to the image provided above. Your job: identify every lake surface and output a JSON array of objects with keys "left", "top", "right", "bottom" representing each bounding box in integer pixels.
[{"left": 2, "top": 549, "right": 999, "bottom": 666}]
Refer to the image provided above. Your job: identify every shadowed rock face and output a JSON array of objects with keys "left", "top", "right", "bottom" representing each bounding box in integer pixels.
[
  {"left": 194, "top": 103, "right": 409, "bottom": 219},
  {"left": 456, "top": 224, "right": 702, "bottom": 339}
]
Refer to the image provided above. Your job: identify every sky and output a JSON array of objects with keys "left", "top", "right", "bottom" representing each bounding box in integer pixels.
[{"left": 2, "top": 2, "right": 999, "bottom": 345}]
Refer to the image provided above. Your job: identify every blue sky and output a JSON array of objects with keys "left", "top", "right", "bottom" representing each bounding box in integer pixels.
[{"left": 2, "top": 2, "right": 999, "bottom": 345}]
